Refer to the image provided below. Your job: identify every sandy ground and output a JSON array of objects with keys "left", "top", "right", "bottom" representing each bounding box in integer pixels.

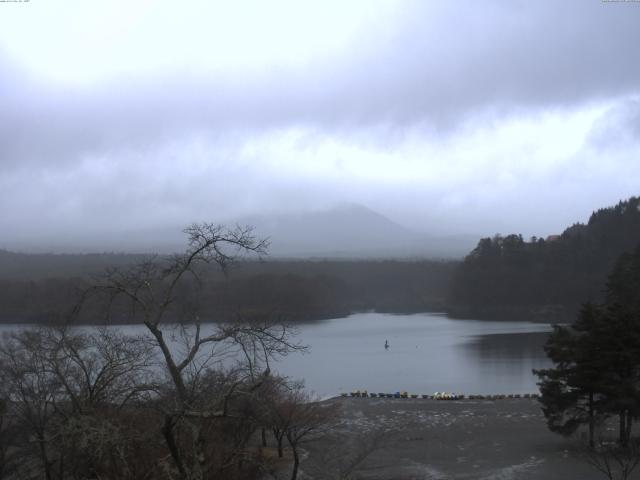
[{"left": 271, "top": 397, "right": 621, "bottom": 480}]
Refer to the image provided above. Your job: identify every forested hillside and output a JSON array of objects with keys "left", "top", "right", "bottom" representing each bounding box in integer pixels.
[
  {"left": 450, "top": 196, "right": 640, "bottom": 321},
  {"left": 0, "top": 259, "right": 455, "bottom": 324}
]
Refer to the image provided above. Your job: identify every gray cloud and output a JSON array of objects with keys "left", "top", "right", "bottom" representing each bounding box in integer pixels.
[
  {"left": 1, "top": 0, "right": 640, "bottom": 252},
  {"left": 2, "top": 1, "right": 640, "bottom": 163}
]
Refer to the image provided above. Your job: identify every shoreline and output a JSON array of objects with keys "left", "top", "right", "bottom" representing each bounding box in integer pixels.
[
  {"left": 288, "top": 397, "right": 605, "bottom": 480},
  {"left": 0, "top": 307, "right": 559, "bottom": 326},
  {"left": 336, "top": 391, "right": 541, "bottom": 400}
]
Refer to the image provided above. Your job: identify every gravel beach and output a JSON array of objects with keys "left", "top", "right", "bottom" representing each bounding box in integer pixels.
[{"left": 289, "top": 397, "right": 612, "bottom": 480}]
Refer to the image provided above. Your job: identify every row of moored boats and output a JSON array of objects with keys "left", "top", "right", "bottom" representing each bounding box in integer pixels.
[{"left": 341, "top": 390, "right": 540, "bottom": 400}]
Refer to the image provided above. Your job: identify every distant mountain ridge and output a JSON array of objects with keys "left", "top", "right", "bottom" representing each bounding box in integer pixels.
[
  {"left": 0, "top": 203, "right": 477, "bottom": 259},
  {"left": 242, "top": 203, "right": 474, "bottom": 258}
]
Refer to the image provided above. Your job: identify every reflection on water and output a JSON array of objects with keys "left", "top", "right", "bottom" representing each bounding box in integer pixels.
[
  {"left": 0, "top": 313, "right": 554, "bottom": 397},
  {"left": 456, "top": 331, "right": 552, "bottom": 396},
  {"left": 271, "top": 312, "right": 553, "bottom": 397},
  {"left": 462, "top": 331, "right": 551, "bottom": 360}
]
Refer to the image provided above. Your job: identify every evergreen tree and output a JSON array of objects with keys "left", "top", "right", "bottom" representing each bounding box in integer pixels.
[
  {"left": 535, "top": 303, "right": 607, "bottom": 447},
  {"left": 536, "top": 244, "right": 640, "bottom": 447},
  {"left": 599, "top": 246, "right": 640, "bottom": 446}
]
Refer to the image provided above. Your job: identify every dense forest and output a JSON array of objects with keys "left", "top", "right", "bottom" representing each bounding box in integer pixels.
[
  {"left": 449, "top": 196, "right": 640, "bottom": 321},
  {"left": 0, "top": 256, "right": 455, "bottom": 324}
]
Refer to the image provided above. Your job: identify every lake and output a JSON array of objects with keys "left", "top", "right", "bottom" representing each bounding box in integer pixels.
[
  {"left": 0, "top": 312, "right": 554, "bottom": 398},
  {"left": 271, "top": 312, "right": 554, "bottom": 397}
]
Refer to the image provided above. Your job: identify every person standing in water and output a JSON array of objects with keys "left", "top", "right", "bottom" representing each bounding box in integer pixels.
[{"left": 385, "top": 339, "right": 389, "bottom": 350}]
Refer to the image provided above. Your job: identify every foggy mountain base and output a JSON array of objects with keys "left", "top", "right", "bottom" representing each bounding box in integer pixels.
[
  {"left": 1, "top": 195, "right": 639, "bottom": 326},
  {"left": 0, "top": 204, "right": 477, "bottom": 258}
]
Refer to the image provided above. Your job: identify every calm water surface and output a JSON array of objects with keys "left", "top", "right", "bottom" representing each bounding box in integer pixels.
[
  {"left": 0, "top": 312, "right": 553, "bottom": 397},
  {"left": 272, "top": 312, "right": 553, "bottom": 397}
]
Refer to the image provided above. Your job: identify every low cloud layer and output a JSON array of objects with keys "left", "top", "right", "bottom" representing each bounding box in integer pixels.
[{"left": 0, "top": 0, "right": 639, "bottom": 252}]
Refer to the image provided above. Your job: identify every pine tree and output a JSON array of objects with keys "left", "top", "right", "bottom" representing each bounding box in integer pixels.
[
  {"left": 598, "top": 246, "right": 640, "bottom": 446},
  {"left": 535, "top": 303, "right": 607, "bottom": 447},
  {"left": 536, "top": 245, "right": 640, "bottom": 447}
]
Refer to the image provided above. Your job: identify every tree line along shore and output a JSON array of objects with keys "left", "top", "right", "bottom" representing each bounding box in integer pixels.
[{"left": 1, "top": 196, "right": 639, "bottom": 326}]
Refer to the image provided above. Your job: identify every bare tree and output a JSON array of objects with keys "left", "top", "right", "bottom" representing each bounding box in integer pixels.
[
  {"left": 263, "top": 383, "right": 338, "bottom": 480},
  {"left": 251, "top": 375, "right": 291, "bottom": 458},
  {"left": 83, "top": 223, "right": 304, "bottom": 480},
  {"left": 303, "top": 428, "right": 392, "bottom": 480},
  {"left": 42, "top": 327, "right": 156, "bottom": 411},
  {"left": 0, "top": 224, "right": 304, "bottom": 480},
  {"left": 0, "top": 327, "right": 157, "bottom": 480},
  {"left": 0, "top": 397, "right": 17, "bottom": 479},
  {"left": 44, "top": 327, "right": 157, "bottom": 479},
  {"left": 0, "top": 329, "right": 64, "bottom": 480},
  {"left": 581, "top": 437, "right": 640, "bottom": 480}
]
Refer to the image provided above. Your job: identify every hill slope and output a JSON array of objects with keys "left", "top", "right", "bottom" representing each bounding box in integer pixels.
[
  {"left": 449, "top": 196, "right": 640, "bottom": 321},
  {"left": 246, "top": 203, "right": 474, "bottom": 258}
]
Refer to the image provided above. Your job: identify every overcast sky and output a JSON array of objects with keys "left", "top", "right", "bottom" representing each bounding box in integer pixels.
[{"left": 1, "top": 0, "right": 639, "bottom": 252}]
